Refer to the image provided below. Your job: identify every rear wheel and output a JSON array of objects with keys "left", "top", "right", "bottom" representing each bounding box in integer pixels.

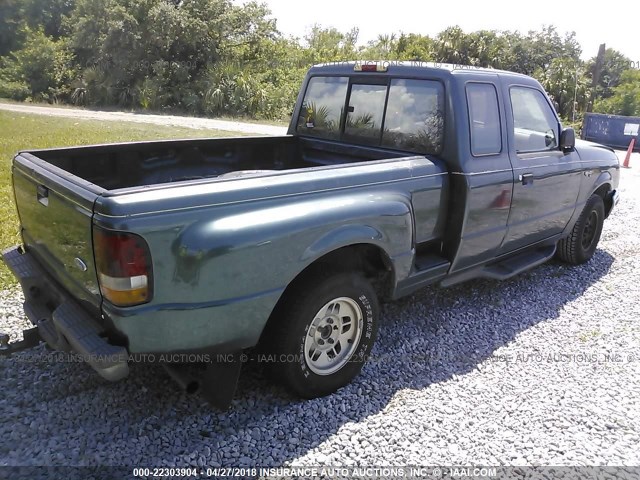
[
  {"left": 557, "top": 194, "right": 605, "bottom": 265},
  {"left": 263, "top": 268, "right": 379, "bottom": 399}
]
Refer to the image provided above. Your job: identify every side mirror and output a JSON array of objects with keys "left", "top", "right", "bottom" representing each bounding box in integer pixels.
[{"left": 560, "top": 127, "right": 575, "bottom": 151}]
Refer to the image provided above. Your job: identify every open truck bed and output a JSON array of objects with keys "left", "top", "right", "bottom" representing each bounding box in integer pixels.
[{"left": 29, "top": 135, "right": 407, "bottom": 190}]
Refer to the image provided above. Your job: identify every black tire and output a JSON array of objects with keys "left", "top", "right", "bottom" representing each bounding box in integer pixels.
[
  {"left": 557, "top": 194, "right": 605, "bottom": 265},
  {"left": 262, "top": 267, "right": 379, "bottom": 399}
]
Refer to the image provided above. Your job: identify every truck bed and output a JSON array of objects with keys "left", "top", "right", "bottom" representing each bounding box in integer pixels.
[
  {"left": 27, "top": 136, "right": 407, "bottom": 191},
  {"left": 11, "top": 134, "right": 427, "bottom": 326}
]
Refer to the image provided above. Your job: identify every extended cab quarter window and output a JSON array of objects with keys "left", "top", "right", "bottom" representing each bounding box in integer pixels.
[
  {"left": 466, "top": 83, "right": 501, "bottom": 156},
  {"left": 297, "top": 76, "right": 445, "bottom": 156},
  {"left": 510, "top": 87, "right": 559, "bottom": 153},
  {"left": 297, "top": 76, "right": 349, "bottom": 140}
]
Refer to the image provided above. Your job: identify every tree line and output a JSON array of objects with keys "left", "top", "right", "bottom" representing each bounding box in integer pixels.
[{"left": 1, "top": 0, "right": 639, "bottom": 123}]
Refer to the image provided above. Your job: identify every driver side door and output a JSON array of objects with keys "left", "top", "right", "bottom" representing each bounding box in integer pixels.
[{"left": 499, "top": 85, "right": 583, "bottom": 254}]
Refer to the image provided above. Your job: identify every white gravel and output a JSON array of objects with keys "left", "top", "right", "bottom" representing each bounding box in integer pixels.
[
  {"left": 0, "top": 103, "right": 287, "bottom": 136},
  {"left": 1, "top": 162, "right": 639, "bottom": 469}
]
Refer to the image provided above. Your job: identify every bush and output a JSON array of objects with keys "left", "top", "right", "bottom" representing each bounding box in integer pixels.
[
  {"left": 0, "top": 27, "right": 75, "bottom": 102},
  {"left": 594, "top": 70, "right": 640, "bottom": 117},
  {"left": 0, "top": 79, "right": 30, "bottom": 101}
]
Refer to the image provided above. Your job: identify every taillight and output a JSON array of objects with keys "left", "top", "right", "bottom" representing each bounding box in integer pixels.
[
  {"left": 354, "top": 62, "right": 388, "bottom": 72},
  {"left": 93, "top": 226, "right": 153, "bottom": 307}
]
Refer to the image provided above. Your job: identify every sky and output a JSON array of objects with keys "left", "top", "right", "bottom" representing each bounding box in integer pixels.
[{"left": 244, "top": 0, "right": 640, "bottom": 63}]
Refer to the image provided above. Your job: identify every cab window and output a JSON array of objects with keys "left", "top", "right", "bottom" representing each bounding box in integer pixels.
[
  {"left": 510, "top": 87, "right": 559, "bottom": 153},
  {"left": 296, "top": 76, "right": 349, "bottom": 141},
  {"left": 466, "top": 83, "right": 502, "bottom": 156},
  {"left": 382, "top": 79, "right": 444, "bottom": 155},
  {"left": 297, "top": 76, "right": 445, "bottom": 156},
  {"left": 344, "top": 84, "right": 387, "bottom": 145}
]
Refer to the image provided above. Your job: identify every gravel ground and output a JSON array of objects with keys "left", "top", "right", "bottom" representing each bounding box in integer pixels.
[
  {"left": 1, "top": 160, "right": 639, "bottom": 469},
  {"left": 0, "top": 103, "right": 286, "bottom": 136}
]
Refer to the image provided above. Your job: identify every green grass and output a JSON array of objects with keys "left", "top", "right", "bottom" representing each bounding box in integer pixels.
[{"left": 0, "top": 110, "right": 242, "bottom": 289}]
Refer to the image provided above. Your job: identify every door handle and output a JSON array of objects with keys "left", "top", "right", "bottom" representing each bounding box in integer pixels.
[
  {"left": 36, "top": 185, "right": 49, "bottom": 206},
  {"left": 519, "top": 173, "right": 534, "bottom": 186}
]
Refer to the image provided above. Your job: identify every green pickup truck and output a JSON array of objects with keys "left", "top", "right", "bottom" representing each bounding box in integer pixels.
[{"left": 1, "top": 62, "right": 620, "bottom": 407}]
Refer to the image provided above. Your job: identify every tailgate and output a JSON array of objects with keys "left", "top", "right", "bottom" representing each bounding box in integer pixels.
[{"left": 12, "top": 153, "right": 103, "bottom": 311}]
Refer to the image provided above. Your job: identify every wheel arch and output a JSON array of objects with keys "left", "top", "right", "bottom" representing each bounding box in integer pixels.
[
  {"left": 258, "top": 243, "right": 394, "bottom": 344},
  {"left": 592, "top": 181, "right": 614, "bottom": 217},
  {"left": 564, "top": 173, "right": 614, "bottom": 238}
]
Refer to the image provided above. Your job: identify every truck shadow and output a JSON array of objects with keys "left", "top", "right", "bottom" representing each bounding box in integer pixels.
[{"left": 0, "top": 250, "right": 615, "bottom": 467}]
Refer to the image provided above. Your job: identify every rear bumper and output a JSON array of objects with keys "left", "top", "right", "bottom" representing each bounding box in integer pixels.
[
  {"left": 2, "top": 246, "right": 129, "bottom": 381},
  {"left": 3, "top": 244, "right": 277, "bottom": 356}
]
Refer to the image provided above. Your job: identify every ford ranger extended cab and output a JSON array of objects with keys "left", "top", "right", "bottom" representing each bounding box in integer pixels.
[{"left": 1, "top": 62, "right": 620, "bottom": 407}]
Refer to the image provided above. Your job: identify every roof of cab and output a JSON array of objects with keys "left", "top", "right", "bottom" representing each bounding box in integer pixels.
[{"left": 308, "top": 60, "right": 532, "bottom": 81}]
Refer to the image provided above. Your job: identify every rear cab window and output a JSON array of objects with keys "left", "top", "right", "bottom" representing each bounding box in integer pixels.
[
  {"left": 297, "top": 75, "right": 445, "bottom": 155},
  {"left": 344, "top": 83, "right": 387, "bottom": 145},
  {"left": 296, "top": 77, "right": 349, "bottom": 141}
]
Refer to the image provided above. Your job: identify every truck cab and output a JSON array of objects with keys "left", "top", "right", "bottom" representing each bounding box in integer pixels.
[{"left": 290, "top": 62, "right": 619, "bottom": 291}]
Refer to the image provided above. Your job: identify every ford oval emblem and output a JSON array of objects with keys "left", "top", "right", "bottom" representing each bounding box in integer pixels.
[{"left": 74, "top": 257, "right": 88, "bottom": 272}]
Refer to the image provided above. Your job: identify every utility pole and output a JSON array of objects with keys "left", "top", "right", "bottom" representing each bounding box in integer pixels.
[
  {"left": 573, "top": 66, "right": 579, "bottom": 123},
  {"left": 588, "top": 43, "right": 606, "bottom": 113}
]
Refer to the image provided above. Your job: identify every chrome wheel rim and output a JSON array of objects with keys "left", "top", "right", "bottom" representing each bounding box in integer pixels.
[{"left": 304, "top": 297, "right": 363, "bottom": 376}]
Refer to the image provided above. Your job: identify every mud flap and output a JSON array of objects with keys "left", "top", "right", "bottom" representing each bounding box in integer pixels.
[{"left": 200, "top": 354, "right": 243, "bottom": 410}]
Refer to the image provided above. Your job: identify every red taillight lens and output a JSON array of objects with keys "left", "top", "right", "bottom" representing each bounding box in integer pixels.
[
  {"left": 93, "top": 226, "right": 153, "bottom": 307},
  {"left": 354, "top": 63, "right": 388, "bottom": 72}
]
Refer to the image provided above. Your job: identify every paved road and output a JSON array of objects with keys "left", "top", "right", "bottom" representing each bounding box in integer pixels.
[{"left": 0, "top": 103, "right": 287, "bottom": 136}]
